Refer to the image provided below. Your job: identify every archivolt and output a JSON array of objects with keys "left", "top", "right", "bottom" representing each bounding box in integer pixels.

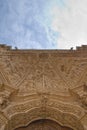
[{"left": 4, "top": 106, "right": 84, "bottom": 130}]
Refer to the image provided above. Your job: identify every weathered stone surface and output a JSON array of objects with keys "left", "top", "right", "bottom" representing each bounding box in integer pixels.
[{"left": 0, "top": 44, "right": 87, "bottom": 130}]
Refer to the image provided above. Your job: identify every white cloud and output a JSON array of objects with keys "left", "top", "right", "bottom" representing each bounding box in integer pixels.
[{"left": 49, "top": 0, "right": 87, "bottom": 49}]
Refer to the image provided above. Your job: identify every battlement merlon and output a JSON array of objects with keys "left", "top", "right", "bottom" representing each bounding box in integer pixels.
[
  {"left": 76, "top": 45, "right": 87, "bottom": 51},
  {"left": 0, "top": 44, "right": 12, "bottom": 50}
]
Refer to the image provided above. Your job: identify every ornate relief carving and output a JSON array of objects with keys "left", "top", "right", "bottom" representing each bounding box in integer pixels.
[
  {"left": 69, "top": 83, "right": 87, "bottom": 110},
  {"left": 48, "top": 99, "right": 85, "bottom": 118},
  {"left": 0, "top": 84, "right": 18, "bottom": 110},
  {"left": 4, "top": 107, "right": 84, "bottom": 130},
  {"left": 0, "top": 45, "right": 87, "bottom": 130}
]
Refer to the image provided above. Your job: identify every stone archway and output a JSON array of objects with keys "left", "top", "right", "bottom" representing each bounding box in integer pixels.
[
  {"left": 4, "top": 106, "right": 84, "bottom": 130},
  {"left": 15, "top": 119, "right": 73, "bottom": 130}
]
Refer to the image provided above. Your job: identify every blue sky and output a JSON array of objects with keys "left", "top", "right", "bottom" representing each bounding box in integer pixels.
[{"left": 0, "top": 0, "right": 87, "bottom": 49}]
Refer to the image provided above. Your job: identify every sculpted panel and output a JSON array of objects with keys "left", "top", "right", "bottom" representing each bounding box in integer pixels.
[{"left": 0, "top": 49, "right": 87, "bottom": 94}]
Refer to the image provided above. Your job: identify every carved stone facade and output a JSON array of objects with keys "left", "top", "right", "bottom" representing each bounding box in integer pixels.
[{"left": 0, "top": 44, "right": 87, "bottom": 130}]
